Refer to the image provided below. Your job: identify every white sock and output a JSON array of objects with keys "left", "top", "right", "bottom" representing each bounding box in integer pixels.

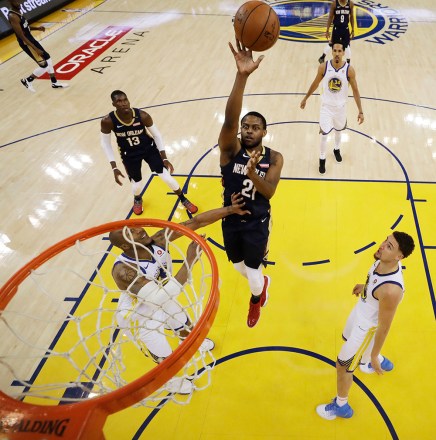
[
  {"left": 336, "top": 396, "right": 348, "bottom": 407},
  {"left": 320, "top": 135, "right": 328, "bottom": 159},
  {"left": 334, "top": 131, "right": 341, "bottom": 150}
]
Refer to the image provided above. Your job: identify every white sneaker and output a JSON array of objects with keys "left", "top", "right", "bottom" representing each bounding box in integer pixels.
[
  {"left": 21, "top": 78, "right": 35, "bottom": 92},
  {"left": 199, "top": 337, "right": 215, "bottom": 352},
  {"left": 164, "top": 377, "right": 193, "bottom": 395},
  {"left": 52, "top": 82, "right": 69, "bottom": 89}
]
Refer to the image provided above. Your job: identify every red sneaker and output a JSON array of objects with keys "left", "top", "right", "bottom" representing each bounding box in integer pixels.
[
  {"left": 247, "top": 299, "right": 261, "bottom": 328},
  {"left": 133, "top": 197, "right": 143, "bottom": 215},
  {"left": 182, "top": 198, "right": 198, "bottom": 214},
  {"left": 260, "top": 275, "right": 270, "bottom": 307}
]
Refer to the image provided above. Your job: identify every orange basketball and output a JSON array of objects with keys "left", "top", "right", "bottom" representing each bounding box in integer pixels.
[{"left": 233, "top": 1, "right": 280, "bottom": 52}]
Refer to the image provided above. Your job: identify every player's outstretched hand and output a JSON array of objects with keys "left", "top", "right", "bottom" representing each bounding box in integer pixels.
[
  {"left": 113, "top": 168, "right": 125, "bottom": 186},
  {"left": 186, "top": 239, "right": 202, "bottom": 266},
  {"left": 229, "top": 39, "right": 264, "bottom": 76},
  {"left": 230, "top": 192, "right": 251, "bottom": 216},
  {"left": 357, "top": 112, "right": 364, "bottom": 125}
]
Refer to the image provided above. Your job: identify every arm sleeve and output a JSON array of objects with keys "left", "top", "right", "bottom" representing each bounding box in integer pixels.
[
  {"left": 147, "top": 124, "right": 165, "bottom": 151},
  {"left": 101, "top": 132, "right": 116, "bottom": 162}
]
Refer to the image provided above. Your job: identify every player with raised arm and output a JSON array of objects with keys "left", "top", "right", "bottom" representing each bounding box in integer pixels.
[{"left": 219, "top": 40, "right": 284, "bottom": 328}]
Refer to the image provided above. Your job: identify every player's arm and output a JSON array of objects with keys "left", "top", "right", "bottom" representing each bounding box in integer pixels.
[
  {"left": 370, "top": 284, "right": 403, "bottom": 374},
  {"left": 246, "top": 149, "right": 283, "bottom": 199},
  {"left": 101, "top": 116, "right": 125, "bottom": 185},
  {"left": 172, "top": 240, "right": 202, "bottom": 285},
  {"left": 352, "top": 284, "right": 364, "bottom": 296},
  {"left": 325, "top": 1, "right": 336, "bottom": 39},
  {"left": 218, "top": 40, "right": 264, "bottom": 165},
  {"left": 8, "top": 13, "right": 43, "bottom": 55},
  {"left": 140, "top": 110, "right": 174, "bottom": 173},
  {"left": 112, "top": 264, "right": 148, "bottom": 293},
  {"left": 29, "top": 25, "right": 45, "bottom": 32},
  {"left": 347, "top": 66, "right": 364, "bottom": 124},
  {"left": 151, "top": 193, "right": 251, "bottom": 245},
  {"left": 300, "top": 64, "right": 325, "bottom": 109},
  {"left": 349, "top": 1, "right": 355, "bottom": 38}
]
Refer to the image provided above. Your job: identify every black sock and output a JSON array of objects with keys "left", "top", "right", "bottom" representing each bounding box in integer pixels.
[
  {"left": 178, "top": 193, "right": 187, "bottom": 202},
  {"left": 27, "top": 76, "right": 35, "bottom": 82},
  {"left": 134, "top": 195, "right": 142, "bottom": 201},
  {"left": 50, "top": 77, "right": 57, "bottom": 84},
  {"left": 251, "top": 295, "right": 261, "bottom": 304}
]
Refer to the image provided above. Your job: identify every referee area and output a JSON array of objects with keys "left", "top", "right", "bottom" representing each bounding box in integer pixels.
[{"left": 0, "top": 0, "right": 435, "bottom": 439}]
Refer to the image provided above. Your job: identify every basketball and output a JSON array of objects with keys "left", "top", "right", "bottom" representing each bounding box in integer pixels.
[{"left": 233, "top": 1, "right": 280, "bottom": 52}]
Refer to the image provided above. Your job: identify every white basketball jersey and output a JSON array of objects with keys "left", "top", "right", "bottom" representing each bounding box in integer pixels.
[
  {"left": 114, "top": 243, "right": 171, "bottom": 282},
  {"left": 355, "top": 260, "right": 404, "bottom": 325},
  {"left": 321, "top": 61, "right": 350, "bottom": 107}
]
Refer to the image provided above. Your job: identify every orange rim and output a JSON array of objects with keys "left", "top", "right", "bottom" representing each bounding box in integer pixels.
[{"left": 0, "top": 219, "right": 219, "bottom": 439}]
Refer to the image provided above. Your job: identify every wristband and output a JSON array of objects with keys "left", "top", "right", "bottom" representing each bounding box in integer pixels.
[
  {"left": 112, "top": 167, "right": 119, "bottom": 171},
  {"left": 163, "top": 159, "right": 169, "bottom": 162}
]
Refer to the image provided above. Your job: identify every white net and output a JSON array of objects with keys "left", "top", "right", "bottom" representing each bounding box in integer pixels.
[{"left": 0, "top": 222, "right": 217, "bottom": 410}]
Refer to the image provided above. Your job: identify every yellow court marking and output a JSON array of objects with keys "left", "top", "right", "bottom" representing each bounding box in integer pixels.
[{"left": 101, "top": 175, "right": 436, "bottom": 440}]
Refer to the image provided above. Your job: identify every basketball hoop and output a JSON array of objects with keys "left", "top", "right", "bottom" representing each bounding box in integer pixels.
[{"left": 0, "top": 219, "right": 219, "bottom": 439}]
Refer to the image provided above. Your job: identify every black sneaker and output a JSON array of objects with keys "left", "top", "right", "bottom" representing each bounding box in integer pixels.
[
  {"left": 319, "top": 159, "right": 326, "bottom": 174},
  {"left": 334, "top": 149, "right": 342, "bottom": 163},
  {"left": 318, "top": 54, "right": 326, "bottom": 64}
]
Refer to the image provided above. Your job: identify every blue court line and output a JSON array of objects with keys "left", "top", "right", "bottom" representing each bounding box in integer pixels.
[
  {"left": 134, "top": 346, "right": 399, "bottom": 440},
  {"left": 207, "top": 237, "right": 225, "bottom": 251},
  {"left": 390, "top": 215, "right": 403, "bottom": 230},
  {"left": 413, "top": 199, "right": 427, "bottom": 202},
  {"left": 423, "top": 246, "right": 436, "bottom": 250},
  {"left": 302, "top": 259, "right": 330, "bottom": 266},
  {"left": 354, "top": 241, "right": 376, "bottom": 254}
]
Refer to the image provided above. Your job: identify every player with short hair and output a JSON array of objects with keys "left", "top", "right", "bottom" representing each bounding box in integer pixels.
[
  {"left": 318, "top": 0, "right": 355, "bottom": 65},
  {"left": 101, "top": 90, "right": 198, "bottom": 215},
  {"left": 109, "top": 193, "right": 249, "bottom": 375},
  {"left": 316, "top": 231, "right": 415, "bottom": 420},
  {"left": 300, "top": 42, "right": 363, "bottom": 174},
  {"left": 219, "top": 40, "right": 284, "bottom": 328},
  {"left": 8, "top": 0, "right": 69, "bottom": 91}
]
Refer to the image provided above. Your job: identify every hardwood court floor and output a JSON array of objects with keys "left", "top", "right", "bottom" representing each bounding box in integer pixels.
[{"left": 0, "top": 0, "right": 435, "bottom": 439}]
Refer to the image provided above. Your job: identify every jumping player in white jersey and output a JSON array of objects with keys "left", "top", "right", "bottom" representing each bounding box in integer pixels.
[
  {"left": 8, "top": 0, "right": 69, "bottom": 92},
  {"left": 318, "top": 0, "right": 355, "bottom": 65},
  {"left": 109, "top": 193, "right": 249, "bottom": 393},
  {"left": 219, "top": 40, "right": 284, "bottom": 328},
  {"left": 101, "top": 90, "right": 198, "bottom": 215},
  {"left": 300, "top": 42, "right": 363, "bottom": 174},
  {"left": 316, "top": 231, "right": 415, "bottom": 420}
]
